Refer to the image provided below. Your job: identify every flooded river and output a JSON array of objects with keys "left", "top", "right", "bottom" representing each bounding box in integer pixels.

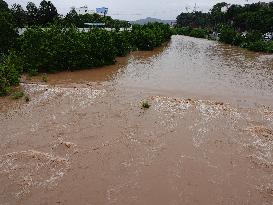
[{"left": 1, "top": 36, "right": 273, "bottom": 204}]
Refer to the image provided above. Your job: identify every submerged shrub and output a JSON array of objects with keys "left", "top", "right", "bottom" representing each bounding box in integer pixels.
[
  {"left": 247, "top": 40, "right": 267, "bottom": 52},
  {"left": 219, "top": 25, "right": 237, "bottom": 44},
  {"left": 172, "top": 27, "right": 208, "bottom": 39},
  {"left": 25, "top": 94, "right": 30, "bottom": 102},
  {"left": 0, "top": 53, "right": 21, "bottom": 96},
  {"left": 19, "top": 25, "right": 117, "bottom": 73},
  {"left": 131, "top": 23, "right": 172, "bottom": 50},
  {"left": 112, "top": 31, "right": 132, "bottom": 56},
  {"left": 173, "top": 27, "right": 191, "bottom": 36},
  {"left": 189, "top": 28, "right": 208, "bottom": 38},
  {"left": 141, "top": 101, "right": 151, "bottom": 109},
  {"left": 265, "top": 41, "right": 273, "bottom": 53},
  {"left": 18, "top": 23, "right": 171, "bottom": 73},
  {"left": 11, "top": 90, "right": 24, "bottom": 99}
]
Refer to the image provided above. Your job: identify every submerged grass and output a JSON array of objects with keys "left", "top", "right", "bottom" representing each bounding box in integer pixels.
[
  {"left": 25, "top": 95, "right": 30, "bottom": 102},
  {"left": 141, "top": 101, "right": 151, "bottom": 109},
  {"left": 11, "top": 91, "right": 24, "bottom": 99}
]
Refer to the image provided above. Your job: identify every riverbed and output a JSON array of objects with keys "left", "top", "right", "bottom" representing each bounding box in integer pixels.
[{"left": 1, "top": 35, "right": 273, "bottom": 205}]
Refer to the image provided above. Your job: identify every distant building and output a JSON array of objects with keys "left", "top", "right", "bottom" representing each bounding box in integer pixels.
[
  {"left": 74, "top": 6, "right": 95, "bottom": 15},
  {"left": 96, "top": 7, "right": 108, "bottom": 16},
  {"left": 72, "top": 6, "right": 109, "bottom": 16},
  {"left": 263, "top": 32, "right": 273, "bottom": 41}
]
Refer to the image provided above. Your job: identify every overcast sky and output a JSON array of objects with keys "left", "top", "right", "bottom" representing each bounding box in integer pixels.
[{"left": 5, "top": 0, "right": 272, "bottom": 20}]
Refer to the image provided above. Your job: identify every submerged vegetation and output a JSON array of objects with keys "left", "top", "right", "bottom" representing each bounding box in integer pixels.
[
  {"left": 0, "top": 0, "right": 171, "bottom": 96},
  {"left": 24, "top": 94, "right": 30, "bottom": 102},
  {"left": 141, "top": 101, "right": 151, "bottom": 109},
  {"left": 172, "top": 27, "right": 208, "bottom": 39},
  {"left": 0, "top": 53, "right": 21, "bottom": 96},
  {"left": 1, "top": 0, "right": 272, "bottom": 96},
  {"left": 175, "top": 1, "right": 273, "bottom": 53},
  {"left": 17, "top": 23, "right": 171, "bottom": 74},
  {"left": 10, "top": 90, "right": 24, "bottom": 99}
]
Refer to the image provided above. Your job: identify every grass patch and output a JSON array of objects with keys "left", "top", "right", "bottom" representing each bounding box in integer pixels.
[
  {"left": 11, "top": 91, "right": 24, "bottom": 99},
  {"left": 141, "top": 101, "right": 151, "bottom": 109}
]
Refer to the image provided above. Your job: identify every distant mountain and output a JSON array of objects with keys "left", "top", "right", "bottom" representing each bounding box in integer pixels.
[{"left": 130, "top": 17, "right": 175, "bottom": 25}]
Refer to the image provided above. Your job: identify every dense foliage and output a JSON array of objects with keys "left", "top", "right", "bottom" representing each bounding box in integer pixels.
[
  {"left": 131, "top": 23, "right": 172, "bottom": 50},
  {"left": 218, "top": 25, "right": 273, "bottom": 53},
  {"left": 176, "top": 2, "right": 273, "bottom": 33},
  {"left": 175, "top": 1, "right": 273, "bottom": 53},
  {"left": 1, "top": 0, "right": 130, "bottom": 29},
  {"left": 0, "top": 53, "right": 21, "bottom": 96},
  {"left": 63, "top": 10, "right": 131, "bottom": 29},
  {"left": 20, "top": 26, "right": 118, "bottom": 73},
  {"left": 18, "top": 23, "right": 171, "bottom": 73},
  {"left": 177, "top": 12, "right": 210, "bottom": 28},
  {"left": 173, "top": 27, "right": 208, "bottom": 38},
  {"left": 0, "top": 11, "right": 18, "bottom": 54},
  {"left": 0, "top": 21, "right": 171, "bottom": 94},
  {"left": 0, "top": 0, "right": 149, "bottom": 95}
]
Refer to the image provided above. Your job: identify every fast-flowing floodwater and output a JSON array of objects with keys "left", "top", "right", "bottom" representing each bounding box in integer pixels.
[
  {"left": 1, "top": 36, "right": 273, "bottom": 205},
  {"left": 46, "top": 35, "right": 273, "bottom": 106}
]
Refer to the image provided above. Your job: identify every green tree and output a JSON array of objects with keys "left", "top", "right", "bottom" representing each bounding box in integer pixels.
[
  {"left": 11, "top": 4, "right": 27, "bottom": 27},
  {"left": 26, "top": 2, "right": 39, "bottom": 26},
  {"left": 64, "top": 8, "right": 80, "bottom": 26},
  {"left": 0, "top": 0, "right": 9, "bottom": 12},
  {"left": 37, "top": 0, "right": 58, "bottom": 25},
  {"left": 0, "top": 52, "right": 21, "bottom": 96},
  {"left": 176, "top": 12, "right": 210, "bottom": 28},
  {"left": 210, "top": 2, "right": 228, "bottom": 28},
  {"left": 219, "top": 25, "right": 237, "bottom": 44},
  {"left": 0, "top": 11, "right": 18, "bottom": 54}
]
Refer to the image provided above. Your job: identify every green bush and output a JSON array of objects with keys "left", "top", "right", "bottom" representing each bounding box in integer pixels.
[
  {"left": 244, "top": 31, "right": 263, "bottom": 44},
  {"left": 219, "top": 25, "right": 237, "bottom": 44},
  {"left": 246, "top": 40, "right": 273, "bottom": 53},
  {"left": 0, "top": 53, "right": 21, "bottom": 96},
  {"left": 247, "top": 40, "right": 267, "bottom": 52},
  {"left": 131, "top": 23, "right": 172, "bottom": 50},
  {"left": 11, "top": 90, "right": 24, "bottom": 99},
  {"left": 189, "top": 28, "right": 208, "bottom": 38},
  {"left": 231, "top": 33, "right": 244, "bottom": 46},
  {"left": 17, "top": 23, "right": 171, "bottom": 73},
  {"left": 172, "top": 27, "right": 191, "bottom": 36},
  {"left": 173, "top": 27, "right": 208, "bottom": 39},
  {"left": 265, "top": 41, "right": 273, "bottom": 53},
  {"left": 111, "top": 31, "right": 132, "bottom": 56},
  {"left": 19, "top": 25, "right": 117, "bottom": 73}
]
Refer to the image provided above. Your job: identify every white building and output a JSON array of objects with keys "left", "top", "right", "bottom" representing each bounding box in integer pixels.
[{"left": 74, "top": 6, "right": 95, "bottom": 15}]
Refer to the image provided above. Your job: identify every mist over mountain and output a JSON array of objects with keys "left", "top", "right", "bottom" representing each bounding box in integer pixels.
[{"left": 130, "top": 17, "right": 175, "bottom": 25}]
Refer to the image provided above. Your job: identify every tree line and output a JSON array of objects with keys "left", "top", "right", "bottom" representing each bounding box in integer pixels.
[
  {"left": 0, "top": 0, "right": 172, "bottom": 96},
  {"left": 0, "top": 0, "right": 58, "bottom": 28},
  {"left": 0, "top": 0, "right": 130, "bottom": 54},
  {"left": 175, "top": 1, "right": 273, "bottom": 53},
  {"left": 0, "top": 0, "right": 130, "bottom": 28},
  {"left": 176, "top": 1, "right": 273, "bottom": 33}
]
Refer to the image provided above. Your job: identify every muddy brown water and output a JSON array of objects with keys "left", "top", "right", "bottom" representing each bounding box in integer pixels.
[{"left": 1, "top": 35, "right": 273, "bottom": 205}]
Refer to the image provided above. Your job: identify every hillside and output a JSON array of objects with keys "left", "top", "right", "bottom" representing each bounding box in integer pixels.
[{"left": 131, "top": 17, "right": 175, "bottom": 25}]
